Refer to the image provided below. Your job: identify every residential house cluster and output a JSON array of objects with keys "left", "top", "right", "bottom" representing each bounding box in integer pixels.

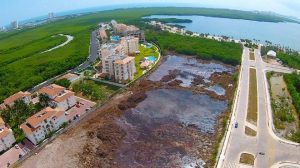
[
  {"left": 0, "top": 74, "right": 81, "bottom": 146},
  {"left": 19, "top": 84, "right": 76, "bottom": 145},
  {"left": 98, "top": 21, "right": 142, "bottom": 83},
  {"left": 0, "top": 91, "right": 32, "bottom": 152}
]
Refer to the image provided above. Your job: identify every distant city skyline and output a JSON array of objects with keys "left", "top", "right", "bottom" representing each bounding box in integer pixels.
[{"left": 1, "top": 0, "right": 300, "bottom": 26}]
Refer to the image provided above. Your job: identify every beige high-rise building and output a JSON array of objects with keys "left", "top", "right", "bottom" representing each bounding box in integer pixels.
[
  {"left": 102, "top": 54, "right": 126, "bottom": 78},
  {"left": 100, "top": 43, "right": 126, "bottom": 78},
  {"left": 120, "top": 36, "right": 139, "bottom": 55},
  {"left": 100, "top": 43, "right": 136, "bottom": 83},
  {"left": 114, "top": 57, "right": 136, "bottom": 83}
]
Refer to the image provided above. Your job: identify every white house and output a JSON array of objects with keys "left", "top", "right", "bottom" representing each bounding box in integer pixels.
[
  {"left": 38, "top": 84, "right": 76, "bottom": 111},
  {"left": 3, "top": 91, "right": 31, "bottom": 107},
  {"left": 20, "top": 107, "right": 66, "bottom": 145},
  {"left": 0, "top": 118, "right": 16, "bottom": 152}
]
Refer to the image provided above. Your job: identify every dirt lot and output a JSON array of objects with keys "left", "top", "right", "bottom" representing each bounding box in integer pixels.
[{"left": 18, "top": 56, "right": 236, "bottom": 168}]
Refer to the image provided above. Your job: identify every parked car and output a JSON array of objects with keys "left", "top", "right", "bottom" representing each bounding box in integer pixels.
[
  {"left": 234, "top": 122, "right": 238, "bottom": 128},
  {"left": 14, "top": 144, "right": 19, "bottom": 149}
]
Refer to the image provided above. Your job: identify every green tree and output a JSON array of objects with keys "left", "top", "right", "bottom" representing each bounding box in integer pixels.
[
  {"left": 38, "top": 93, "right": 50, "bottom": 108},
  {"left": 54, "top": 78, "right": 71, "bottom": 88}
]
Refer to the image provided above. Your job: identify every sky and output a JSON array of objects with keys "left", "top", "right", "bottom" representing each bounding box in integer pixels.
[{"left": 1, "top": 0, "right": 300, "bottom": 26}]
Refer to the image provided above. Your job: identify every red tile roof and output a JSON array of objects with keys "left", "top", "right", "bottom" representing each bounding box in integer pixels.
[
  {"left": 53, "top": 91, "right": 74, "bottom": 103},
  {"left": 25, "top": 107, "right": 64, "bottom": 128},
  {"left": 0, "top": 127, "right": 11, "bottom": 139},
  {"left": 3, "top": 91, "right": 31, "bottom": 105},
  {"left": 38, "top": 84, "right": 65, "bottom": 97}
]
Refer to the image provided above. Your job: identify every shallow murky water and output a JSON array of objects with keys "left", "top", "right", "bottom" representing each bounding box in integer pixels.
[
  {"left": 206, "top": 85, "right": 226, "bottom": 96},
  {"left": 148, "top": 55, "right": 233, "bottom": 87},
  {"left": 114, "top": 89, "right": 227, "bottom": 167}
]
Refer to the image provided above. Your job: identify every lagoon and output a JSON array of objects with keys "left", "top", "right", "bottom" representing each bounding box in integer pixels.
[{"left": 146, "top": 15, "right": 300, "bottom": 51}]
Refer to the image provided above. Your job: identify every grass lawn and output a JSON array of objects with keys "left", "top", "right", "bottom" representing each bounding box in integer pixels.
[
  {"left": 245, "top": 126, "right": 257, "bottom": 136},
  {"left": 250, "top": 51, "right": 255, "bottom": 61},
  {"left": 134, "top": 45, "right": 159, "bottom": 79},
  {"left": 240, "top": 153, "right": 255, "bottom": 165},
  {"left": 247, "top": 68, "right": 258, "bottom": 125},
  {"left": 72, "top": 79, "right": 120, "bottom": 103}
]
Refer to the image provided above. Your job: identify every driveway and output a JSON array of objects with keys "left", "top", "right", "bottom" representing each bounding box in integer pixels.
[{"left": 65, "top": 97, "right": 96, "bottom": 122}]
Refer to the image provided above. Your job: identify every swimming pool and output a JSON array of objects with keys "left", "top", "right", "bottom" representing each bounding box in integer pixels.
[
  {"left": 146, "top": 43, "right": 153, "bottom": 48},
  {"left": 146, "top": 56, "right": 156, "bottom": 63},
  {"left": 111, "top": 35, "right": 120, "bottom": 41}
]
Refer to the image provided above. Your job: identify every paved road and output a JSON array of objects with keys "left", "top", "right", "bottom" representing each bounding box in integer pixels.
[
  {"left": 41, "top": 34, "right": 74, "bottom": 53},
  {"left": 218, "top": 47, "right": 300, "bottom": 168},
  {"left": 29, "top": 30, "right": 99, "bottom": 93}
]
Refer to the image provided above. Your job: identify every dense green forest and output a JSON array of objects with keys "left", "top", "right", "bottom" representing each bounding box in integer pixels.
[
  {"left": 283, "top": 73, "right": 300, "bottom": 142},
  {"left": 278, "top": 53, "right": 300, "bottom": 69},
  {"left": 0, "top": 7, "right": 288, "bottom": 102},
  {"left": 284, "top": 73, "right": 300, "bottom": 114},
  {"left": 146, "top": 31, "right": 242, "bottom": 65}
]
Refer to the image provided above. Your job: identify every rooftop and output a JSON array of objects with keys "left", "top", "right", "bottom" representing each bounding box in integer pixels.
[
  {"left": 3, "top": 91, "right": 31, "bottom": 105},
  {"left": 0, "top": 117, "right": 5, "bottom": 126},
  {"left": 53, "top": 90, "right": 74, "bottom": 103},
  {"left": 24, "top": 107, "right": 64, "bottom": 128},
  {"left": 0, "top": 127, "right": 11, "bottom": 139},
  {"left": 115, "top": 56, "right": 135, "bottom": 65},
  {"left": 38, "top": 84, "right": 65, "bottom": 97},
  {"left": 267, "top": 50, "right": 277, "bottom": 57}
]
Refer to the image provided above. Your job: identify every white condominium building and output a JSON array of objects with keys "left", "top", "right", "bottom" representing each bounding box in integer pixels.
[
  {"left": 0, "top": 118, "right": 16, "bottom": 152},
  {"left": 114, "top": 56, "right": 136, "bottom": 83},
  {"left": 20, "top": 107, "right": 66, "bottom": 145},
  {"left": 38, "top": 84, "right": 76, "bottom": 111},
  {"left": 120, "top": 36, "right": 139, "bottom": 55}
]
